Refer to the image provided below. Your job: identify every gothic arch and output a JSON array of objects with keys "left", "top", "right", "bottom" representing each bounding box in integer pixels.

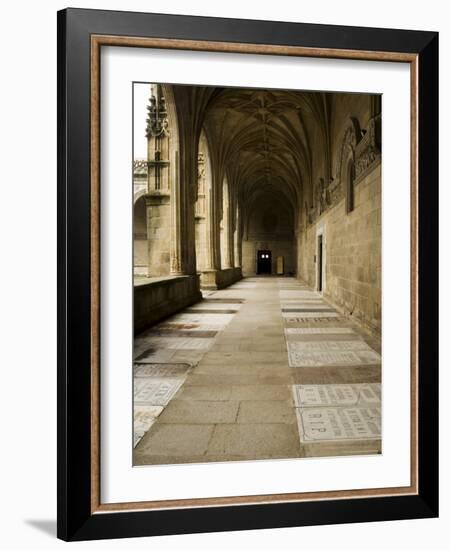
[
  {"left": 133, "top": 188, "right": 147, "bottom": 204},
  {"left": 133, "top": 194, "right": 148, "bottom": 276},
  {"left": 337, "top": 117, "right": 362, "bottom": 213}
]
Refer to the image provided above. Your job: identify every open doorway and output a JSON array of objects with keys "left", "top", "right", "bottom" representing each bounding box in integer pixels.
[
  {"left": 317, "top": 235, "right": 323, "bottom": 291},
  {"left": 257, "top": 250, "right": 272, "bottom": 274}
]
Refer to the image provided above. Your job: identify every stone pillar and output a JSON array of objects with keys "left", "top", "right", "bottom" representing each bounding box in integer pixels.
[
  {"left": 221, "top": 179, "right": 234, "bottom": 269},
  {"left": 169, "top": 150, "right": 184, "bottom": 275},
  {"left": 234, "top": 206, "right": 242, "bottom": 268},
  {"left": 145, "top": 84, "right": 172, "bottom": 277},
  {"left": 195, "top": 150, "right": 213, "bottom": 273},
  {"left": 211, "top": 181, "right": 222, "bottom": 271},
  {"left": 227, "top": 217, "right": 235, "bottom": 269},
  {"left": 204, "top": 186, "right": 215, "bottom": 270}
]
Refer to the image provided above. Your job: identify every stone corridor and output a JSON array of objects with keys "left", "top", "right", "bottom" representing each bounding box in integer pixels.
[{"left": 133, "top": 276, "right": 381, "bottom": 465}]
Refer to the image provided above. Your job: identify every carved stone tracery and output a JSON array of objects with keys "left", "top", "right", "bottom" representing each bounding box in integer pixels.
[
  {"left": 146, "top": 84, "right": 170, "bottom": 138},
  {"left": 354, "top": 115, "right": 381, "bottom": 180}
]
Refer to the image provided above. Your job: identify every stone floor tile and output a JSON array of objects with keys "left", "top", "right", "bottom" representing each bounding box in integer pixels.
[
  {"left": 230, "top": 384, "right": 291, "bottom": 401},
  {"left": 158, "top": 399, "right": 239, "bottom": 424},
  {"left": 133, "top": 276, "right": 382, "bottom": 465},
  {"left": 135, "top": 424, "right": 215, "bottom": 456},
  {"left": 207, "top": 424, "right": 301, "bottom": 457},
  {"left": 237, "top": 400, "right": 296, "bottom": 424},
  {"left": 176, "top": 384, "right": 233, "bottom": 401}
]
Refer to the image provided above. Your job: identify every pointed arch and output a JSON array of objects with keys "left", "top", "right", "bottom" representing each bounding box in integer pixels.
[{"left": 337, "top": 117, "right": 362, "bottom": 214}]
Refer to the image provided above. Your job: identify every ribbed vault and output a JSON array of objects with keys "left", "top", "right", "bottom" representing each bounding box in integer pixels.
[{"left": 201, "top": 88, "right": 332, "bottom": 224}]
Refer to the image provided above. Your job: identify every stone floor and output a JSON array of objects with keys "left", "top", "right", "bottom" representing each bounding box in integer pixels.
[{"left": 133, "top": 277, "right": 381, "bottom": 465}]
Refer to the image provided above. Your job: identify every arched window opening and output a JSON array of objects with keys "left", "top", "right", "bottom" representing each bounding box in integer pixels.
[
  {"left": 346, "top": 158, "right": 355, "bottom": 214},
  {"left": 133, "top": 195, "right": 148, "bottom": 277}
]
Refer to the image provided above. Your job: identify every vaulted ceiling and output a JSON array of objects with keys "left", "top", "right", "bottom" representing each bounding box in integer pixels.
[{"left": 202, "top": 87, "right": 332, "bottom": 217}]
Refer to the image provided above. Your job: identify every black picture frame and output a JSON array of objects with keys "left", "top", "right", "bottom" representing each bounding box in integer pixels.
[{"left": 57, "top": 8, "right": 438, "bottom": 541}]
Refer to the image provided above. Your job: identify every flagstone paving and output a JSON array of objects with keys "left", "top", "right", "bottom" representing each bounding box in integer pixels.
[{"left": 133, "top": 276, "right": 381, "bottom": 464}]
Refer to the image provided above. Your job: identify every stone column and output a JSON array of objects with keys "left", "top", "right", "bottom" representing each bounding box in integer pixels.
[
  {"left": 145, "top": 84, "right": 172, "bottom": 277},
  {"left": 211, "top": 181, "right": 222, "bottom": 271},
  {"left": 234, "top": 206, "right": 242, "bottom": 268},
  {"left": 221, "top": 179, "right": 234, "bottom": 269},
  {"left": 227, "top": 213, "right": 235, "bottom": 269},
  {"left": 203, "top": 174, "right": 215, "bottom": 271},
  {"left": 169, "top": 150, "right": 184, "bottom": 275}
]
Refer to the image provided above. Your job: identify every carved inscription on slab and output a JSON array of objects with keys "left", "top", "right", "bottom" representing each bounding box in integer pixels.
[
  {"left": 288, "top": 349, "right": 381, "bottom": 367},
  {"left": 134, "top": 363, "right": 191, "bottom": 378},
  {"left": 134, "top": 405, "right": 164, "bottom": 447},
  {"left": 296, "top": 407, "right": 381, "bottom": 442},
  {"left": 285, "top": 317, "right": 346, "bottom": 324},
  {"left": 285, "top": 328, "right": 355, "bottom": 335},
  {"left": 134, "top": 378, "right": 184, "bottom": 406},
  {"left": 282, "top": 311, "right": 339, "bottom": 318},
  {"left": 171, "top": 313, "right": 234, "bottom": 325},
  {"left": 288, "top": 340, "right": 375, "bottom": 352},
  {"left": 293, "top": 383, "right": 381, "bottom": 407}
]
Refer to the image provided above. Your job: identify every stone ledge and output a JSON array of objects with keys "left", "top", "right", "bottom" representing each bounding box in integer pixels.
[
  {"left": 134, "top": 274, "right": 201, "bottom": 334},
  {"left": 134, "top": 274, "right": 192, "bottom": 288},
  {"left": 199, "top": 267, "right": 242, "bottom": 290}
]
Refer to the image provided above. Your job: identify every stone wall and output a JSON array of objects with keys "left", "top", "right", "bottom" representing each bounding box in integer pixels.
[
  {"left": 242, "top": 196, "right": 295, "bottom": 276},
  {"left": 297, "top": 163, "right": 381, "bottom": 334},
  {"left": 242, "top": 239, "right": 296, "bottom": 276}
]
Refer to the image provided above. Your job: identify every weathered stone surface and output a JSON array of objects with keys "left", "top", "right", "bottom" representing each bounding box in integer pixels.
[
  {"left": 158, "top": 400, "right": 239, "bottom": 424},
  {"left": 207, "top": 424, "right": 301, "bottom": 458},
  {"left": 230, "top": 384, "right": 291, "bottom": 401},
  {"left": 135, "top": 424, "right": 215, "bottom": 456},
  {"left": 237, "top": 400, "right": 296, "bottom": 424}
]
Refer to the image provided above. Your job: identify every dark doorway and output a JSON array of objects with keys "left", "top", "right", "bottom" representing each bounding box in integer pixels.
[
  {"left": 257, "top": 250, "right": 272, "bottom": 274},
  {"left": 317, "top": 235, "right": 323, "bottom": 291}
]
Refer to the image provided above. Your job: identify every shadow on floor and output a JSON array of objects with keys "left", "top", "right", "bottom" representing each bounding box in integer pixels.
[{"left": 25, "top": 519, "right": 56, "bottom": 538}]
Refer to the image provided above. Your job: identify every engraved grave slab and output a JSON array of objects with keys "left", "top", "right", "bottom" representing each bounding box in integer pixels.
[
  {"left": 288, "top": 340, "right": 375, "bottom": 352},
  {"left": 292, "top": 383, "right": 381, "bottom": 407},
  {"left": 134, "top": 363, "right": 191, "bottom": 378},
  {"left": 285, "top": 328, "right": 356, "bottom": 335},
  {"left": 296, "top": 407, "right": 381, "bottom": 442},
  {"left": 282, "top": 311, "right": 339, "bottom": 318},
  {"left": 134, "top": 378, "right": 184, "bottom": 406},
  {"left": 133, "top": 348, "right": 176, "bottom": 363},
  {"left": 281, "top": 308, "right": 336, "bottom": 313},
  {"left": 288, "top": 349, "right": 381, "bottom": 367},
  {"left": 285, "top": 316, "right": 346, "bottom": 324},
  {"left": 134, "top": 405, "right": 164, "bottom": 446},
  {"left": 152, "top": 337, "right": 213, "bottom": 350},
  {"left": 159, "top": 323, "right": 225, "bottom": 332},
  {"left": 170, "top": 313, "right": 234, "bottom": 325}
]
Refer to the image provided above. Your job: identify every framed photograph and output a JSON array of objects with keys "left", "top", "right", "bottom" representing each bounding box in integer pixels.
[{"left": 57, "top": 8, "right": 438, "bottom": 541}]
